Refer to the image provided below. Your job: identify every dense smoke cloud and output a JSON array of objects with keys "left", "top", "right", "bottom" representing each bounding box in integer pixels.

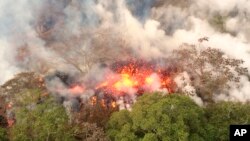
[{"left": 0, "top": 0, "right": 250, "bottom": 103}]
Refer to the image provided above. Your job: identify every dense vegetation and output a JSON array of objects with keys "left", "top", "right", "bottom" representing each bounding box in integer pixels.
[
  {"left": 0, "top": 127, "right": 8, "bottom": 141},
  {"left": 1, "top": 89, "right": 250, "bottom": 141},
  {"left": 107, "top": 94, "right": 250, "bottom": 141},
  {"left": 107, "top": 94, "right": 205, "bottom": 141},
  {"left": 6, "top": 89, "right": 109, "bottom": 141},
  {"left": 9, "top": 89, "right": 73, "bottom": 141}
]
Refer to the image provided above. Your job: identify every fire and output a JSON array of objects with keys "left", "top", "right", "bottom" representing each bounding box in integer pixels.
[
  {"left": 90, "top": 96, "right": 97, "bottom": 105},
  {"left": 101, "top": 99, "right": 106, "bottom": 107},
  {"left": 145, "top": 76, "right": 153, "bottom": 84},
  {"left": 114, "top": 73, "right": 138, "bottom": 91},
  {"left": 95, "top": 82, "right": 108, "bottom": 89},
  {"left": 95, "top": 60, "right": 176, "bottom": 96},
  {"left": 6, "top": 102, "right": 15, "bottom": 127},
  {"left": 7, "top": 119, "right": 15, "bottom": 127},
  {"left": 111, "top": 101, "right": 116, "bottom": 108},
  {"left": 48, "top": 60, "right": 176, "bottom": 110},
  {"left": 69, "top": 85, "right": 85, "bottom": 94}
]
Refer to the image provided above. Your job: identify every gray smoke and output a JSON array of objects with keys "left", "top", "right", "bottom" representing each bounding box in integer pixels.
[{"left": 0, "top": 0, "right": 250, "bottom": 103}]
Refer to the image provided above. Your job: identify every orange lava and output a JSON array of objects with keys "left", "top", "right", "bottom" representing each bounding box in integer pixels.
[
  {"left": 95, "top": 61, "right": 175, "bottom": 95},
  {"left": 69, "top": 85, "right": 85, "bottom": 94}
]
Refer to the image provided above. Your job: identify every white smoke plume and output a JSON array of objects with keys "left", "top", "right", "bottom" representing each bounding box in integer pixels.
[
  {"left": 0, "top": 0, "right": 250, "bottom": 103},
  {"left": 174, "top": 72, "right": 203, "bottom": 106}
]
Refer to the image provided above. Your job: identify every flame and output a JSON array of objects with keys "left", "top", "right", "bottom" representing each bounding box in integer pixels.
[
  {"left": 7, "top": 119, "right": 15, "bottom": 127},
  {"left": 53, "top": 61, "right": 176, "bottom": 109},
  {"left": 69, "top": 85, "right": 85, "bottom": 94},
  {"left": 101, "top": 99, "right": 106, "bottom": 108},
  {"left": 114, "top": 73, "right": 138, "bottom": 91},
  {"left": 145, "top": 76, "right": 153, "bottom": 85},
  {"left": 6, "top": 102, "right": 15, "bottom": 127},
  {"left": 111, "top": 101, "right": 116, "bottom": 108},
  {"left": 95, "top": 61, "right": 175, "bottom": 95},
  {"left": 90, "top": 96, "right": 97, "bottom": 105},
  {"left": 96, "top": 81, "right": 108, "bottom": 90}
]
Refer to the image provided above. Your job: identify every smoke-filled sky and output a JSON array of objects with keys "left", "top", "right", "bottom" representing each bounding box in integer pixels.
[{"left": 1, "top": 0, "right": 250, "bottom": 102}]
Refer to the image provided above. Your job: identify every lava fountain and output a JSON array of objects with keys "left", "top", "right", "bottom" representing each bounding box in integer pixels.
[{"left": 45, "top": 60, "right": 176, "bottom": 110}]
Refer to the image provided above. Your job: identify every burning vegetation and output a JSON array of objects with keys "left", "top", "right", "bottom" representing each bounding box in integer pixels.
[
  {"left": 96, "top": 60, "right": 176, "bottom": 95},
  {"left": 0, "top": 72, "right": 48, "bottom": 128},
  {"left": 45, "top": 60, "right": 177, "bottom": 112}
]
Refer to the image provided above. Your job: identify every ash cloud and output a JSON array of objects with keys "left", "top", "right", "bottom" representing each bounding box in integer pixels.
[{"left": 0, "top": 0, "right": 250, "bottom": 103}]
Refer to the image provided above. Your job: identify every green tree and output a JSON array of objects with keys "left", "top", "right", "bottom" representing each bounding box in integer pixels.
[
  {"left": 9, "top": 89, "right": 74, "bottom": 141},
  {"left": 107, "top": 93, "right": 206, "bottom": 141},
  {"left": 204, "top": 102, "right": 250, "bottom": 141},
  {"left": 172, "top": 44, "right": 248, "bottom": 102},
  {"left": 0, "top": 127, "right": 8, "bottom": 141},
  {"left": 9, "top": 89, "right": 109, "bottom": 141}
]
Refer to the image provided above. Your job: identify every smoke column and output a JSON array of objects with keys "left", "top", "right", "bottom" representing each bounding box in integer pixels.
[{"left": 0, "top": 0, "right": 250, "bottom": 102}]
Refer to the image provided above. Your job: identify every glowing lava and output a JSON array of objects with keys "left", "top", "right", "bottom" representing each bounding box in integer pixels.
[
  {"left": 114, "top": 73, "right": 138, "bottom": 91},
  {"left": 95, "top": 61, "right": 176, "bottom": 96},
  {"left": 69, "top": 85, "right": 85, "bottom": 94},
  {"left": 46, "top": 60, "right": 176, "bottom": 110}
]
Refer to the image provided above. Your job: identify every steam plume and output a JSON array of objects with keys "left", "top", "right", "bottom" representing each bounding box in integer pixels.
[{"left": 0, "top": 0, "right": 250, "bottom": 103}]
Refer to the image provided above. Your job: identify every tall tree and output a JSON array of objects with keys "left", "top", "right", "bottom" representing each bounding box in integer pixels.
[
  {"left": 107, "top": 93, "right": 206, "bottom": 141},
  {"left": 9, "top": 89, "right": 74, "bottom": 141},
  {"left": 204, "top": 102, "right": 250, "bottom": 141},
  {"left": 172, "top": 43, "right": 248, "bottom": 102},
  {"left": 9, "top": 89, "right": 110, "bottom": 141}
]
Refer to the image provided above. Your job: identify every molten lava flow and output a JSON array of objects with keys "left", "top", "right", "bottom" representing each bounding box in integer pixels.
[
  {"left": 69, "top": 85, "right": 85, "bottom": 94},
  {"left": 114, "top": 73, "right": 138, "bottom": 91},
  {"left": 95, "top": 60, "right": 176, "bottom": 96},
  {"left": 145, "top": 76, "right": 154, "bottom": 84},
  {"left": 47, "top": 60, "right": 176, "bottom": 110}
]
